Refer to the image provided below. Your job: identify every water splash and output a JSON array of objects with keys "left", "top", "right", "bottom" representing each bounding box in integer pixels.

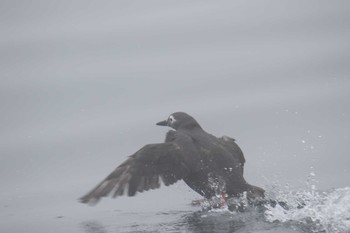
[
  {"left": 195, "top": 168, "right": 350, "bottom": 233},
  {"left": 264, "top": 187, "right": 350, "bottom": 233},
  {"left": 194, "top": 168, "right": 350, "bottom": 233}
]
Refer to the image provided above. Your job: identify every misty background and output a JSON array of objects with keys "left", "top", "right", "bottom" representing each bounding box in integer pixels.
[{"left": 1, "top": 1, "right": 350, "bottom": 232}]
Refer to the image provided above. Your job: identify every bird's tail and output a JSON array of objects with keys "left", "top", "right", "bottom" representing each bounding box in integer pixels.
[{"left": 246, "top": 184, "right": 265, "bottom": 200}]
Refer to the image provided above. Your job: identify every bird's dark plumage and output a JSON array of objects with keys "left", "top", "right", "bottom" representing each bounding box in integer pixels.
[{"left": 79, "top": 112, "right": 264, "bottom": 204}]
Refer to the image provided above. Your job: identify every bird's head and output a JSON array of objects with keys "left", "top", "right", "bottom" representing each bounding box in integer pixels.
[{"left": 156, "top": 112, "right": 202, "bottom": 130}]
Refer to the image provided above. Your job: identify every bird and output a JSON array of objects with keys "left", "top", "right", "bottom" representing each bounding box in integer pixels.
[{"left": 79, "top": 112, "right": 265, "bottom": 205}]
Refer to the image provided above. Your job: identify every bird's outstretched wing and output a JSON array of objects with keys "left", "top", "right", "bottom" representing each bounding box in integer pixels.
[
  {"left": 79, "top": 142, "right": 189, "bottom": 204},
  {"left": 220, "top": 136, "right": 246, "bottom": 175}
]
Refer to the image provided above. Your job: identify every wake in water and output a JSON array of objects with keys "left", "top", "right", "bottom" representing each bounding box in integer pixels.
[
  {"left": 264, "top": 186, "right": 350, "bottom": 233},
  {"left": 195, "top": 178, "right": 350, "bottom": 233}
]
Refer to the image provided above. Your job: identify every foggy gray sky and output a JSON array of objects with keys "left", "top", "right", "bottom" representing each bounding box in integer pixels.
[{"left": 1, "top": 1, "right": 350, "bottom": 232}]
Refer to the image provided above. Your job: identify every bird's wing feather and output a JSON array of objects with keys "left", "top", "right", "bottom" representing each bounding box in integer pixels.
[{"left": 79, "top": 142, "right": 189, "bottom": 205}]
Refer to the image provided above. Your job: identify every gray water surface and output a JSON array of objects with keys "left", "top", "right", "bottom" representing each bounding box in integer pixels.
[{"left": 1, "top": 1, "right": 350, "bottom": 232}]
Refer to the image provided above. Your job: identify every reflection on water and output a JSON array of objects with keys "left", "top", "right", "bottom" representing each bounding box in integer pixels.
[
  {"left": 185, "top": 211, "right": 254, "bottom": 233},
  {"left": 80, "top": 209, "right": 284, "bottom": 233},
  {"left": 81, "top": 221, "right": 108, "bottom": 233}
]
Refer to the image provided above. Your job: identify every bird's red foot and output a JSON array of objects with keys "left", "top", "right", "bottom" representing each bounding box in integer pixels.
[{"left": 218, "top": 192, "right": 228, "bottom": 208}]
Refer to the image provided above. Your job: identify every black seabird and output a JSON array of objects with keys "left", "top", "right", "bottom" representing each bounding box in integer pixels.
[{"left": 80, "top": 112, "right": 264, "bottom": 204}]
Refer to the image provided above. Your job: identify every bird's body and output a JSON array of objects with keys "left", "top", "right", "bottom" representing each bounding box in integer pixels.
[{"left": 80, "top": 112, "right": 264, "bottom": 204}]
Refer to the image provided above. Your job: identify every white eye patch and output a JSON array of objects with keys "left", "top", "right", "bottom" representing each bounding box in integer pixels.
[{"left": 168, "top": 115, "right": 176, "bottom": 123}]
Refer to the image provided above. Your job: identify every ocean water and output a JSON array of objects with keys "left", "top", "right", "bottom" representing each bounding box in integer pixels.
[
  {"left": 1, "top": 1, "right": 350, "bottom": 233},
  {"left": 3, "top": 179, "right": 349, "bottom": 233},
  {"left": 80, "top": 184, "right": 350, "bottom": 233}
]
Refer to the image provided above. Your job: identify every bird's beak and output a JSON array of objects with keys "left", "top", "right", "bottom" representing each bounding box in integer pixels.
[{"left": 156, "top": 119, "right": 168, "bottom": 126}]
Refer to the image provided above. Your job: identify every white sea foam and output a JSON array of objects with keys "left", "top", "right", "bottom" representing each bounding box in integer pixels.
[{"left": 265, "top": 187, "right": 350, "bottom": 233}]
